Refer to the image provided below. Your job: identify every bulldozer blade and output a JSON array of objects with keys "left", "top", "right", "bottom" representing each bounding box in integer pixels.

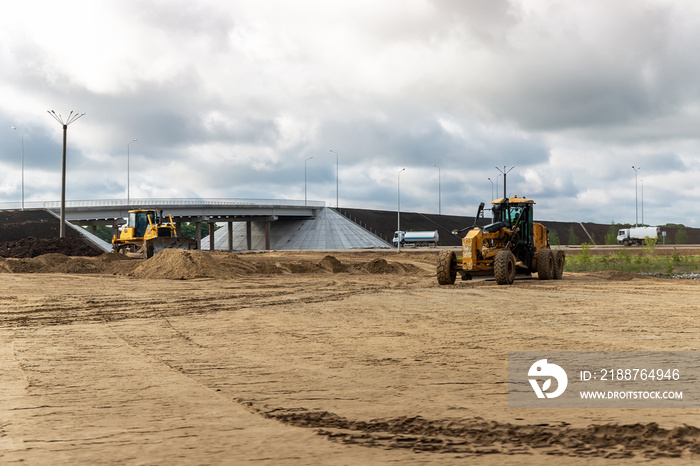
[{"left": 145, "top": 237, "right": 198, "bottom": 258}]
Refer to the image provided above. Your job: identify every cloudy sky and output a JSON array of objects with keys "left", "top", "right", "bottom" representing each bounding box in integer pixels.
[{"left": 1, "top": 0, "right": 699, "bottom": 226}]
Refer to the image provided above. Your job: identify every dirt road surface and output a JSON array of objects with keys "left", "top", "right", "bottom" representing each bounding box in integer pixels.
[{"left": 0, "top": 249, "right": 699, "bottom": 464}]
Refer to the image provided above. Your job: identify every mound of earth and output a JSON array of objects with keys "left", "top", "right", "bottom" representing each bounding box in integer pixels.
[
  {"left": 131, "top": 249, "right": 240, "bottom": 280},
  {"left": 211, "top": 252, "right": 259, "bottom": 274},
  {"left": 318, "top": 255, "right": 349, "bottom": 273},
  {"left": 0, "top": 209, "right": 69, "bottom": 241},
  {"left": 0, "top": 249, "right": 426, "bottom": 279},
  {"left": 0, "top": 237, "right": 103, "bottom": 258},
  {"left": 0, "top": 252, "right": 137, "bottom": 275},
  {"left": 361, "top": 257, "right": 420, "bottom": 274}
]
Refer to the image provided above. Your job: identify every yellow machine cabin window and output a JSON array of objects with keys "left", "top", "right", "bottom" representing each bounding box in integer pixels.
[{"left": 131, "top": 212, "right": 154, "bottom": 238}]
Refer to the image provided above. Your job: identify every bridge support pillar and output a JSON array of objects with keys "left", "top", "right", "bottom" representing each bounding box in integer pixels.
[
  {"left": 227, "top": 222, "right": 233, "bottom": 251},
  {"left": 195, "top": 222, "right": 202, "bottom": 250},
  {"left": 246, "top": 221, "right": 252, "bottom": 250},
  {"left": 175, "top": 222, "right": 182, "bottom": 237},
  {"left": 265, "top": 217, "right": 270, "bottom": 250},
  {"left": 90, "top": 225, "right": 97, "bottom": 235},
  {"left": 112, "top": 219, "right": 120, "bottom": 244},
  {"left": 208, "top": 221, "right": 216, "bottom": 251}
]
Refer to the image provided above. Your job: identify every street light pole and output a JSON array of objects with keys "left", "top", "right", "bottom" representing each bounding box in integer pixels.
[
  {"left": 632, "top": 166, "right": 640, "bottom": 227},
  {"left": 127, "top": 138, "right": 137, "bottom": 205},
  {"left": 488, "top": 177, "right": 494, "bottom": 201},
  {"left": 11, "top": 126, "right": 24, "bottom": 209},
  {"left": 433, "top": 164, "right": 441, "bottom": 215},
  {"left": 495, "top": 165, "right": 515, "bottom": 199},
  {"left": 397, "top": 168, "right": 405, "bottom": 252},
  {"left": 48, "top": 110, "right": 85, "bottom": 238},
  {"left": 329, "top": 149, "right": 339, "bottom": 208},
  {"left": 641, "top": 178, "right": 644, "bottom": 226},
  {"left": 305, "top": 156, "right": 313, "bottom": 206}
]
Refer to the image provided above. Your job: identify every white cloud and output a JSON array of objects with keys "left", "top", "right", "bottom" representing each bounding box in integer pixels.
[{"left": 0, "top": 1, "right": 699, "bottom": 226}]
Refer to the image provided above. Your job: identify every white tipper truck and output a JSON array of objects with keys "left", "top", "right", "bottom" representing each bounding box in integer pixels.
[
  {"left": 617, "top": 226, "right": 660, "bottom": 246},
  {"left": 393, "top": 230, "right": 439, "bottom": 247}
]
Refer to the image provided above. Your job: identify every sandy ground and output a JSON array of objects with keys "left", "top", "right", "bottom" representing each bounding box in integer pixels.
[{"left": 0, "top": 249, "right": 699, "bottom": 464}]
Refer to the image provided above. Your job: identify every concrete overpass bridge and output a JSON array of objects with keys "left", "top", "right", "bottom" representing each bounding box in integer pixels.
[{"left": 1, "top": 198, "right": 389, "bottom": 251}]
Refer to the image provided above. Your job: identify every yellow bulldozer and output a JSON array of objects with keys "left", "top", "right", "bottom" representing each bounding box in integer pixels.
[
  {"left": 437, "top": 196, "right": 564, "bottom": 285},
  {"left": 112, "top": 209, "right": 197, "bottom": 258}
]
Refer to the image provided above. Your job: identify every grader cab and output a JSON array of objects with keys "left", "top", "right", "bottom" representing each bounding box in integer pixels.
[{"left": 437, "top": 197, "right": 564, "bottom": 285}]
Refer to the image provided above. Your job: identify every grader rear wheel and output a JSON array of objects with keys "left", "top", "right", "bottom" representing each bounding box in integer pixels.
[
  {"left": 537, "top": 248, "right": 554, "bottom": 280},
  {"left": 494, "top": 249, "right": 516, "bottom": 285},
  {"left": 553, "top": 250, "right": 565, "bottom": 279},
  {"left": 436, "top": 250, "right": 457, "bottom": 285}
]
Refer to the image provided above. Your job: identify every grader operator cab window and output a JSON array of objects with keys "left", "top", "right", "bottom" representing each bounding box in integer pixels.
[
  {"left": 493, "top": 203, "right": 523, "bottom": 225},
  {"left": 507, "top": 206, "right": 523, "bottom": 225}
]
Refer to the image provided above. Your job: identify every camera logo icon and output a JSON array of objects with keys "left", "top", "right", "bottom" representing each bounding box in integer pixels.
[{"left": 528, "top": 359, "right": 568, "bottom": 399}]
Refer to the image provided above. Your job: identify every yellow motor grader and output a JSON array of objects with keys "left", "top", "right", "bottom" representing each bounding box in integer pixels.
[
  {"left": 437, "top": 196, "right": 564, "bottom": 285},
  {"left": 112, "top": 209, "right": 197, "bottom": 258}
]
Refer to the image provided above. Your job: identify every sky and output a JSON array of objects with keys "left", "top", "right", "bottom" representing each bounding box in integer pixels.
[{"left": 1, "top": 0, "right": 699, "bottom": 226}]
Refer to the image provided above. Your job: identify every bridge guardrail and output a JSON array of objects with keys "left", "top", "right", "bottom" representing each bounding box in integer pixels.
[{"left": 0, "top": 198, "right": 326, "bottom": 210}]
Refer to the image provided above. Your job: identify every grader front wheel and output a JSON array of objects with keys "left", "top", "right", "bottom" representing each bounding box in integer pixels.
[
  {"left": 494, "top": 249, "right": 516, "bottom": 285},
  {"left": 437, "top": 250, "right": 457, "bottom": 285}
]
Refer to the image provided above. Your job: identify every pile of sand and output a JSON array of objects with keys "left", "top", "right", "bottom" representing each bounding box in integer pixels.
[
  {"left": 318, "top": 255, "right": 349, "bottom": 273},
  {"left": 0, "top": 249, "right": 425, "bottom": 279},
  {"left": 210, "top": 252, "right": 260, "bottom": 275},
  {"left": 131, "top": 249, "right": 239, "bottom": 280},
  {"left": 250, "top": 257, "right": 329, "bottom": 274},
  {"left": 361, "top": 257, "right": 420, "bottom": 274}
]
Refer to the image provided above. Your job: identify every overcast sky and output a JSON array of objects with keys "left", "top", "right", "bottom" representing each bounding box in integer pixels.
[{"left": 1, "top": 0, "right": 699, "bottom": 226}]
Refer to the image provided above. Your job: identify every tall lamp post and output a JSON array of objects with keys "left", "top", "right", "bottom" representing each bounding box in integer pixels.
[
  {"left": 127, "top": 138, "right": 137, "bottom": 204},
  {"left": 329, "top": 149, "right": 339, "bottom": 208},
  {"left": 641, "top": 178, "right": 644, "bottom": 226},
  {"left": 433, "top": 164, "right": 441, "bottom": 215},
  {"left": 488, "top": 177, "right": 494, "bottom": 201},
  {"left": 397, "top": 168, "right": 406, "bottom": 252},
  {"left": 304, "top": 156, "right": 313, "bottom": 206},
  {"left": 48, "top": 110, "right": 85, "bottom": 238},
  {"left": 632, "top": 166, "right": 640, "bottom": 227},
  {"left": 10, "top": 126, "right": 24, "bottom": 210},
  {"left": 495, "top": 165, "right": 514, "bottom": 199}
]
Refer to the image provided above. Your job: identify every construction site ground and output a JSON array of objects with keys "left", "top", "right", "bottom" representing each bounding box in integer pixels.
[{"left": 0, "top": 248, "right": 699, "bottom": 464}]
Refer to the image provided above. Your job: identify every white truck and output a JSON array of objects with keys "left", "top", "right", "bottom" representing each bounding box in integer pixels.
[
  {"left": 617, "top": 226, "right": 660, "bottom": 246},
  {"left": 393, "top": 230, "right": 439, "bottom": 247}
]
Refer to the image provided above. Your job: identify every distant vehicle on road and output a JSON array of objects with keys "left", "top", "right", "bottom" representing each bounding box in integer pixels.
[
  {"left": 392, "top": 230, "right": 439, "bottom": 247},
  {"left": 617, "top": 226, "right": 660, "bottom": 246}
]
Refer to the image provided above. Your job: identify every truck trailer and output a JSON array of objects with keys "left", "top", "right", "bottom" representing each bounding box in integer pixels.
[
  {"left": 393, "top": 230, "right": 439, "bottom": 247},
  {"left": 617, "top": 226, "right": 660, "bottom": 246}
]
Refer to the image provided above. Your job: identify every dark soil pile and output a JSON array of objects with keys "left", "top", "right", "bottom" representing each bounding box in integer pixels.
[
  {"left": 0, "top": 209, "right": 105, "bottom": 258},
  {"left": 0, "top": 252, "right": 139, "bottom": 275},
  {"left": 0, "top": 209, "right": 85, "bottom": 240},
  {"left": 0, "top": 237, "right": 103, "bottom": 258}
]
